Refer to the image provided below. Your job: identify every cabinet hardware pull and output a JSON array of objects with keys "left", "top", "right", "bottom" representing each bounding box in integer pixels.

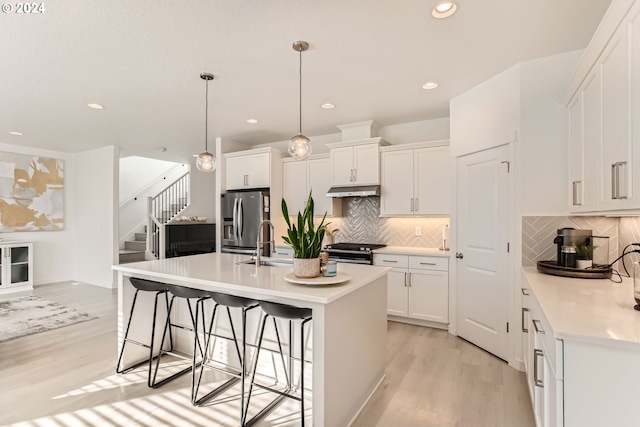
[
  {"left": 353, "top": 168, "right": 357, "bottom": 182},
  {"left": 382, "top": 259, "right": 398, "bottom": 263},
  {"left": 532, "top": 319, "right": 545, "bottom": 334},
  {"left": 419, "top": 262, "right": 436, "bottom": 266},
  {"left": 408, "top": 272, "right": 412, "bottom": 287},
  {"left": 455, "top": 252, "right": 464, "bottom": 259},
  {"left": 521, "top": 307, "right": 529, "bottom": 333},
  {"left": 414, "top": 198, "right": 418, "bottom": 211},
  {"left": 521, "top": 288, "right": 530, "bottom": 296},
  {"left": 404, "top": 272, "right": 407, "bottom": 287},
  {"left": 572, "top": 180, "right": 583, "bottom": 206},
  {"left": 410, "top": 198, "right": 414, "bottom": 212},
  {"left": 533, "top": 349, "right": 544, "bottom": 387},
  {"left": 612, "top": 163, "right": 618, "bottom": 199}
]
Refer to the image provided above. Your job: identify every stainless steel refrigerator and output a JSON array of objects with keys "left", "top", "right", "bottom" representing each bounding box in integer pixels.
[{"left": 221, "top": 190, "right": 270, "bottom": 255}]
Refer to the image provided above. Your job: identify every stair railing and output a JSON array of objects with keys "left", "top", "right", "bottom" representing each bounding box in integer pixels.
[{"left": 147, "top": 172, "right": 190, "bottom": 259}]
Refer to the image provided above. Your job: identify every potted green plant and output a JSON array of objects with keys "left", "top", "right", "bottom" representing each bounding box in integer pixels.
[
  {"left": 576, "top": 244, "right": 594, "bottom": 269},
  {"left": 281, "top": 192, "right": 328, "bottom": 278}
]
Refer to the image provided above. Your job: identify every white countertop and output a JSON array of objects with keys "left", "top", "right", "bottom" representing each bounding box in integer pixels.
[
  {"left": 373, "top": 246, "right": 450, "bottom": 257},
  {"left": 113, "top": 252, "right": 390, "bottom": 305},
  {"left": 522, "top": 267, "right": 640, "bottom": 348}
]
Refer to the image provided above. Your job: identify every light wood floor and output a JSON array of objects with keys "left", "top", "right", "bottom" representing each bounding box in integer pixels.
[{"left": 0, "top": 282, "right": 534, "bottom": 427}]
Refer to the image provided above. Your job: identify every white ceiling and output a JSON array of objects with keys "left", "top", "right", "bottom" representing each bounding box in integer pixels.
[{"left": 0, "top": 0, "right": 612, "bottom": 163}]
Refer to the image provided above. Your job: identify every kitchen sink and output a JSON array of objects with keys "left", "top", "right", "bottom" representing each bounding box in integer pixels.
[{"left": 237, "top": 257, "right": 293, "bottom": 268}]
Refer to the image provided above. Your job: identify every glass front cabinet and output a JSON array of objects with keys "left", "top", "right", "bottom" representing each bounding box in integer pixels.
[{"left": 0, "top": 242, "right": 33, "bottom": 293}]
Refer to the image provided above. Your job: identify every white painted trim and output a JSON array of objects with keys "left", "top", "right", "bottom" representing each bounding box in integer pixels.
[
  {"left": 346, "top": 374, "right": 387, "bottom": 427},
  {"left": 379, "top": 139, "right": 450, "bottom": 153},
  {"left": 325, "top": 137, "right": 390, "bottom": 149}
]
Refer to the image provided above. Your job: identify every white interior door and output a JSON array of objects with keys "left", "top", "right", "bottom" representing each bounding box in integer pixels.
[{"left": 456, "top": 144, "right": 510, "bottom": 360}]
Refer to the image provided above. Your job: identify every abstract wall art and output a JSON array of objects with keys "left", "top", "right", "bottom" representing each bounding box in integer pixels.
[{"left": 0, "top": 152, "right": 64, "bottom": 231}]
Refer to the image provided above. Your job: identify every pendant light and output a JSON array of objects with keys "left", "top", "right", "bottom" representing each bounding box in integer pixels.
[
  {"left": 196, "top": 72, "right": 216, "bottom": 172},
  {"left": 288, "top": 40, "right": 312, "bottom": 160}
]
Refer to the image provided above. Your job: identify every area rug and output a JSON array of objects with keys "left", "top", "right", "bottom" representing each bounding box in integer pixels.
[{"left": 0, "top": 295, "right": 97, "bottom": 343}]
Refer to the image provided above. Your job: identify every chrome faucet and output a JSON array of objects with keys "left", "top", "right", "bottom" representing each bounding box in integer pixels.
[{"left": 256, "top": 220, "right": 274, "bottom": 266}]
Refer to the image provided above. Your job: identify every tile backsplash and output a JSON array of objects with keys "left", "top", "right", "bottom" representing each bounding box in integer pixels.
[
  {"left": 521, "top": 216, "right": 640, "bottom": 272},
  {"left": 327, "top": 197, "right": 449, "bottom": 248}
]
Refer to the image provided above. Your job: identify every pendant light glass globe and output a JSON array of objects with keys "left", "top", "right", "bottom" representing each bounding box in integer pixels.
[
  {"left": 196, "top": 151, "right": 216, "bottom": 172},
  {"left": 196, "top": 72, "right": 216, "bottom": 173},
  {"left": 288, "top": 134, "right": 312, "bottom": 159},
  {"left": 289, "top": 41, "right": 311, "bottom": 161}
]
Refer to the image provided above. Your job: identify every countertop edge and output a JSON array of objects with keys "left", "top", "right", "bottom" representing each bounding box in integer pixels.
[
  {"left": 522, "top": 266, "right": 640, "bottom": 350},
  {"left": 372, "top": 246, "right": 450, "bottom": 257}
]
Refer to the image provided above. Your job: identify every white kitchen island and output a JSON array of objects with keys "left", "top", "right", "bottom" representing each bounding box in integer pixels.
[{"left": 113, "top": 253, "right": 390, "bottom": 427}]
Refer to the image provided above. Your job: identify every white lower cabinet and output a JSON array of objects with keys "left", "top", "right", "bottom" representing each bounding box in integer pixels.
[
  {"left": 374, "top": 253, "right": 448, "bottom": 326},
  {"left": 0, "top": 242, "right": 33, "bottom": 294},
  {"left": 523, "top": 286, "right": 564, "bottom": 427}
]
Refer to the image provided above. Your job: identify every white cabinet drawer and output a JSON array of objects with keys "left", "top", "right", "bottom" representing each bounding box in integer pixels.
[
  {"left": 409, "top": 256, "right": 448, "bottom": 271},
  {"left": 373, "top": 254, "right": 409, "bottom": 268}
]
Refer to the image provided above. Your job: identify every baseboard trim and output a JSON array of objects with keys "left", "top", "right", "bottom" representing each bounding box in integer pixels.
[
  {"left": 347, "top": 373, "right": 386, "bottom": 427},
  {"left": 387, "top": 315, "right": 449, "bottom": 330}
]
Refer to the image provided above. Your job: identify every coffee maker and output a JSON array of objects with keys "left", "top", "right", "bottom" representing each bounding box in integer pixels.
[{"left": 553, "top": 228, "right": 592, "bottom": 267}]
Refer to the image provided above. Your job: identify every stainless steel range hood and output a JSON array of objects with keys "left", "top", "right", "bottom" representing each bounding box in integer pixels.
[{"left": 327, "top": 185, "right": 380, "bottom": 198}]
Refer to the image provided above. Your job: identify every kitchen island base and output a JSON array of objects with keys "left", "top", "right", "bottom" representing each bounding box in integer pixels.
[{"left": 115, "top": 253, "right": 389, "bottom": 426}]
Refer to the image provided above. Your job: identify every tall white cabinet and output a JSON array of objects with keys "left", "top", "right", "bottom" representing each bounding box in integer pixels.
[
  {"left": 0, "top": 241, "right": 33, "bottom": 294},
  {"left": 380, "top": 141, "right": 450, "bottom": 216}
]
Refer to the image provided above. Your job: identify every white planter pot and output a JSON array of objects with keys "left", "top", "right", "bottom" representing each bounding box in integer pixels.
[
  {"left": 293, "top": 257, "right": 321, "bottom": 278},
  {"left": 576, "top": 259, "right": 593, "bottom": 269}
]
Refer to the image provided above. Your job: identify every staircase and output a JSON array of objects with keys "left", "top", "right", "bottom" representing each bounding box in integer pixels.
[
  {"left": 119, "top": 231, "right": 147, "bottom": 264},
  {"left": 119, "top": 171, "right": 190, "bottom": 263}
]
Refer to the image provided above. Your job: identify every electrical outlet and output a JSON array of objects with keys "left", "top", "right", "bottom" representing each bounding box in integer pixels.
[{"left": 415, "top": 226, "right": 422, "bottom": 236}]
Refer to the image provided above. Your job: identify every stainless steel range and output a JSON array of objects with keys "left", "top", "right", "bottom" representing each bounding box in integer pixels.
[{"left": 323, "top": 243, "right": 386, "bottom": 265}]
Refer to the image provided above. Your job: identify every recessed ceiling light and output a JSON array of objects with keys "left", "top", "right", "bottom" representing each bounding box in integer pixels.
[
  {"left": 432, "top": 1, "right": 457, "bottom": 18},
  {"left": 9, "top": 131, "right": 23, "bottom": 136},
  {"left": 87, "top": 103, "right": 104, "bottom": 110},
  {"left": 422, "top": 82, "right": 439, "bottom": 90},
  {"left": 321, "top": 103, "right": 335, "bottom": 109},
  {"left": 246, "top": 119, "right": 259, "bottom": 124}
]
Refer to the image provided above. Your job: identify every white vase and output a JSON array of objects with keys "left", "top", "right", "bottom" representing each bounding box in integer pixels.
[
  {"left": 293, "top": 257, "right": 321, "bottom": 278},
  {"left": 576, "top": 259, "right": 593, "bottom": 269}
]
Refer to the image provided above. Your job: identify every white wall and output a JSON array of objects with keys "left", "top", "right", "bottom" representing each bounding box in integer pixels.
[
  {"left": 253, "top": 117, "right": 452, "bottom": 154},
  {"left": 73, "top": 145, "right": 119, "bottom": 288},
  {"left": 119, "top": 156, "right": 184, "bottom": 203},
  {"left": 182, "top": 157, "right": 216, "bottom": 222},
  {"left": 0, "top": 143, "right": 76, "bottom": 285},
  {"left": 450, "top": 66, "right": 521, "bottom": 157},
  {"left": 380, "top": 117, "right": 450, "bottom": 144}
]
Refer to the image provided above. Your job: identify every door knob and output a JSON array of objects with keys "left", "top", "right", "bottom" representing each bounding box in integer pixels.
[{"left": 455, "top": 252, "right": 464, "bottom": 259}]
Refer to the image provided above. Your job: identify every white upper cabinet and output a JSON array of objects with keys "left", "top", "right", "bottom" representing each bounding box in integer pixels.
[
  {"left": 282, "top": 160, "right": 307, "bottom": 214},
  {"left": 564, "top": 0, "right": 640, "bottom": 213},
  {"left": 225, "top": 149, "right": 272, "bottom": 190},
  {"left": 327, "top": 138, "right": 389, "bottom": 186},
  {"left": 380, "top": 142, "right": 450, "bottom": 216},
  {"left": 282, "top": 155, "right": 342, "bottom": 217},
  {"left": 600, "top": 28, "right": 630, "bottom": 210},
  {"left": 628, "top": 4, "right": 640, "bottom": 207},
  {"left": 569, "top": 70, "right": 601, "bottom": 213}
]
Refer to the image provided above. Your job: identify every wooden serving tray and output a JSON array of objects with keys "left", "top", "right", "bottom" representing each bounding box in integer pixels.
[{"left": 536, "top": 260, "right": 612, "bottom": 279}]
